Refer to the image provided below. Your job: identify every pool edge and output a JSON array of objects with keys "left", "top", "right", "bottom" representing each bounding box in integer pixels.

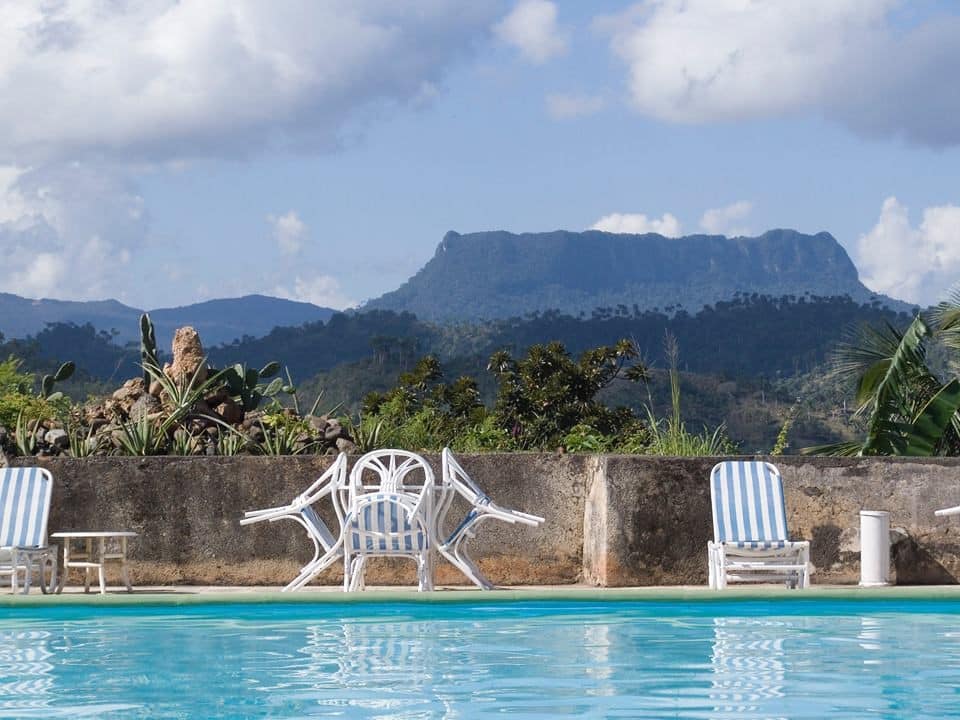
[{"left": 3, "top": 584, "right": 960, "bottom": 608}]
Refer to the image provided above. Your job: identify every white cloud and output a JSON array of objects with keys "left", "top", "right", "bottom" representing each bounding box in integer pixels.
[
  {"left": 273, "top": 275, "right": 356, "bottom": 310},
  {"left": 0, "top": 2, "right": 497, "bottom": 304},
  {"left": 857, "top": 197, "right": 960, "bottom": 305},
  {"left": 591, "top": 212, "right": 682, "bottom": 237},
  {"left": 0, "top": 1, "right": 499, "bottom": 164},
  {"left": 600, "top": 0, "right": 960, "bottom": 146},
  {"left": 269, "top": 211, "right": 307, "bottom": 256},
  {"left": 495, "top": 0, "right": 568, "bottom": 64},
  {"left": 699, "top": 201, "right": 753, "bottom": 236},
  {"left": 545, "top": 93, "right": 605, "bottom": 119},
  {"left": 0, "top": 164, "right": 140, "bottom": 300}
]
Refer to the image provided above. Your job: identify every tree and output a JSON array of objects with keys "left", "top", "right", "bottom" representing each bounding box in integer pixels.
[
  {"left": 807, "top": 302, "right": 960, "bottom": 456},
  {"left": 487, "top": 339, "right": 648, "bottom": 449}
]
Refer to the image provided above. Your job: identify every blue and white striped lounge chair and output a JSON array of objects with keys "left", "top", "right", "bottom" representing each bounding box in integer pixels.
[
  {"left": 708, "top": 461, "right": 810, "bottom": 589},
  {"left": 437, "top": 448, "right": 545, "bottom": 589},
  {"left": 0, "top": 467, "right": 57, "bottom": 594},
  {"left": 240, "top": 453, "right": 348, "bottom": 592},
  {"left": 339, "top": 450, "right": 437, "bottom": 592}
]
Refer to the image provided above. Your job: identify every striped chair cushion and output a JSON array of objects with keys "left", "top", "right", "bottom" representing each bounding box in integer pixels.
[
  {"left": 300, "top": 505, "right": 337, "bottom": 551},
  {"left": 726, "top": 540, "right": 807, "bottom": 550},
  {"left": 349, "top": 494, "right": 426, "bottom": 553},
  {"left": 0, "top": 467, "right": 52, "bottom": 549},
  {"left": 711, "top": 461, "right": 789, "bottom": 545}
]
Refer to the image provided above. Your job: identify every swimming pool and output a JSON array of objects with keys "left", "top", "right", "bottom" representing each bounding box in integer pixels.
[{"left": 1, "top": 597, "right": 959, "bottom": 718}]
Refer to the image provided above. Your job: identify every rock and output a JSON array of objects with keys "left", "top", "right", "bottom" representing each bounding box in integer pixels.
[
  {"left": 335, "top": 437, "right": 357, "bottom": 454},
  {"left": 215, "top": 400, "right": 243, "bottom": 425},
  {"left": 89, "top": 417, "right": 109, "bottom": 432},
  {"left": 130, "top": 393, "right": 161, "bottom": 421},
  {"left": 307, "top": 415, "right": 328, "bottom": 432},
  {"left": 204, "top": 388, "right": 231, "bottom": 406},
  {"left": 112, "top": 378, "right": 145, "bottom": 404},
  {"left": 104, "top": 399, "right": 127, "bottom": 421},
  {"left": 148, "top": 380, "right": 164, "bottom": 397},
  {"left": 44, "top": 429, "right": 69, "bottom": 449},
  {"left": 164, "top": 326, "right": 207, "bottom": 387},
  {"left": 247, "top": 425, "right": 266, "bottom": 444},
  {"left": 323, "top": 419, "right": 343, "bottom": 440}
]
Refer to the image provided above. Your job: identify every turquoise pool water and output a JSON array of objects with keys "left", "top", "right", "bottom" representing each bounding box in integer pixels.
[{"left": 1, "top": 599, "right": 959, "bottom": 718}]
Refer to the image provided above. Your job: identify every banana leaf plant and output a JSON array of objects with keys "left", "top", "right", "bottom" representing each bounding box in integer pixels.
[{"left": 805, "top": 313, "right": 960, "bottom": 456}]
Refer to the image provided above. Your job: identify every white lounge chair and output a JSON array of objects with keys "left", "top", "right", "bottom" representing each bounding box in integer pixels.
[
  {"left": 0, "top": 467, "right": 58, "bottom": 594},
  {"left": 339, "top": 450, "right": 437, "bottom": 592},
  {"left": 437, "top": 448, "right": 545, "bottom": 589},
  {"left": 708, "top": 461, "right": 810, "bottom": 589},
  {"left": 240, "top": 453, "right": 348, "bottom": 592}
]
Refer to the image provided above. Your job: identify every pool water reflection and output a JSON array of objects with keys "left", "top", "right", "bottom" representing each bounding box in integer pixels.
[{"left": 0, "top": 600, "right": 958, "bottom": 718}]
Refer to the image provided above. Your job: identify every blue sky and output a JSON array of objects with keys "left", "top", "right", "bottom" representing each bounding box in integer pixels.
[{"left": 1, "top": 0, "right": 959, "bottom": 310}]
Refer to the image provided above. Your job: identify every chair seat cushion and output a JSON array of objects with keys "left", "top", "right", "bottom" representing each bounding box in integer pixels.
[{"left": 723, "top": 540, "right": 808, "bottom": 550}]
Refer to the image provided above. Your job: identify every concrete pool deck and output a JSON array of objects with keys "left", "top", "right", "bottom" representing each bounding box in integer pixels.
[{"left": 3, "top": 584, "right": 960, "bottom": 607}]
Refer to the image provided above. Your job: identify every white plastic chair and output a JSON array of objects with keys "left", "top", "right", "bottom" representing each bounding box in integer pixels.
[
  {"left": 339, "top": 450, "right": 437, "bottom": 592},
  {"left": 240, "top": 453, "right": 348, "bottom": 591},
  {"left": 707, "top": 460, "right": 810, "bottom": 589},
  {"left": 436, "top": 448, "right": 545, "bottom": 589},
  {"left": 0, "top": 467, "right": 58, "bottom": 594}
]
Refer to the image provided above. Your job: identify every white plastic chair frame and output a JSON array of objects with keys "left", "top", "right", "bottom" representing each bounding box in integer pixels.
[
  {"left": 436, "top": 448, "right": 545, "bottom": 589},
  {"left": 240, "top": 453, "right": 348, "bottom": 592},
  {"left": 338, "top": 450, "right": 437, "bottom": 592},
  {"left": 707, "top": 461, "right": 810, "bottom": 590},
  {"left": 0, "top": 467, "right": 58, "bottom": 594}
]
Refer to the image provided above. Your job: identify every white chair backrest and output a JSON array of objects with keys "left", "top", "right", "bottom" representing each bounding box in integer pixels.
[
  {"left": 348, "top": 450, "right": 435, "bottom": 501},
  {"left": 298, "top": 452, "right": 349, "bottom": 527},
  {"left": 710, "top": 461, "right": 788, "bottom": 544},
  {"left": 0, "top": 467, "right": 53, "bottom": 549},
  {"left": 441, "top": 448, "right": 487, "bottom": 505}
]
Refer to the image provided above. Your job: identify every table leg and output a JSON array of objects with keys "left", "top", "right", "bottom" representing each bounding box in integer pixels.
[
  {"left": 83, "top": 538, "right": 92, "bottom": 593},
  {"left": 56, "top": 542, "right": 67, "bottom": 594},
  {"left": 40, "top": 554, "right": 56, "bottom": 595},
  {"left": 21, "top": 551, "right": 31, "bottom": 595},
  {"left": 97, "top": 537, "right": 106, "bottom": 594},
  {"left": 121, "top": 536, "right": 132, "bottom": 592}
]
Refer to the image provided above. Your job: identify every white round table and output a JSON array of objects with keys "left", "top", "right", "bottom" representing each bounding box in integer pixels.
[{"left": 50, "top": 531, "right": 138, "bottom": 594}]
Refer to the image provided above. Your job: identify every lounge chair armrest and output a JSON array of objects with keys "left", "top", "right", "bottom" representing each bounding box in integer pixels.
[
  {"left": 482, "top": 503, "right": 544, "bottom": 526},
  {"left": 936, "top": 505, "right": 960, "bottom": 517},
  {"left": 240, "top": 506, "right": 298, "bottom": 525}
]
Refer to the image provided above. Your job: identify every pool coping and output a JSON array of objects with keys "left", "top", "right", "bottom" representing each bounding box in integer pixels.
[{"left": 4, "top": 584, "right": 960, "bottom": 607}]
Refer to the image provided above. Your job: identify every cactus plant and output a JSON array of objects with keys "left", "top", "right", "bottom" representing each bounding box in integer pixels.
[
  {"left": 140, "top": 313, "right": 159, "bottom": 385},
  {"left": 221, "top": 361, "right": 283, "bottom": 412},
  {"left": 39, "top": 361, "right": 75, "bottom": 400}
]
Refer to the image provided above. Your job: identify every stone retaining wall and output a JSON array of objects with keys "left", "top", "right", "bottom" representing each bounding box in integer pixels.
[{"left": 13, "top": 455, "right": 960, "bottom": 586}]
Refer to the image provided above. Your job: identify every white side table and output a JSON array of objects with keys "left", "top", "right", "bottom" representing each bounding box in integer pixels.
[{"left": 50, "top": 531, "right": 138, "bottom": 594}]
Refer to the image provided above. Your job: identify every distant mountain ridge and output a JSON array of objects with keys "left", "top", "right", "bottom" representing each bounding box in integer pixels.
[
  {"left": 364, "top": 228, "right": 909, "bottom": 321},
  {"left": 0, "top": 293, "right": 334, "bottom": 349}
]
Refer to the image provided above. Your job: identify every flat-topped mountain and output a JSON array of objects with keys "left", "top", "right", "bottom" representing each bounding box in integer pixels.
[
  {"left": 364, "top": 229, "right": 905, "bottom": 321},
  {"left": 0, "top": 293, "right": 334, "bottom": 348}
]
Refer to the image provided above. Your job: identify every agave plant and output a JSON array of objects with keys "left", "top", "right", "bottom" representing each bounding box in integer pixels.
[
  {"left": 342, "top": 414, "right": 387, "bottom": 453},
  {"left": 805, "top": 310, "right": 960, "bottom": 456},
  {"left": 66, "top": 421, "right": 104, "bottom": 457},
  {"left": 115, "top": 416, "right": 165, "bottom": 456},
  {"left": 215, "top": 429, "right": 248, "bottom": 456},
  {"left": 255, "top": 421, "right": 315, "bottom": 456},
  {"left": 14, "top": 410, "right": 40, "bottom": 456}
]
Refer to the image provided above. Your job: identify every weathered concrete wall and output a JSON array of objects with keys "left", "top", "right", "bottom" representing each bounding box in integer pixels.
[
  {"left": 583, "top": 456, "right": 960, "bottom": 586},
  {"left": 13, "top": 455, "right": 960, "bottom": 586},
  {"left": 16, "top": 454, "right": 588, "bottom": 586}
]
